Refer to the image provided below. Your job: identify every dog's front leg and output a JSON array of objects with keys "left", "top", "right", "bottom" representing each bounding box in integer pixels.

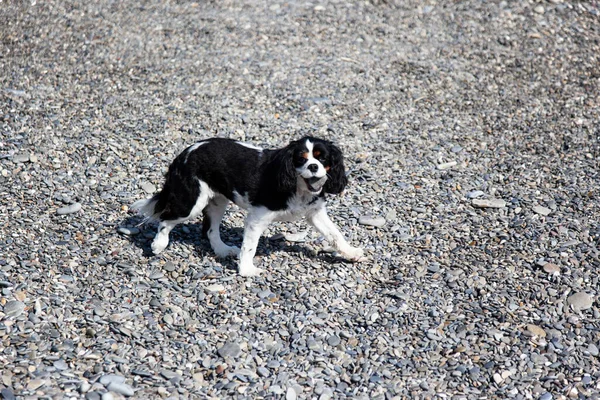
[
  {"left": 238, "top": 209, "right": 274, "bottom": 277},
  {"left": 308, "top": 206, "right": 364, "bottom": 261}
]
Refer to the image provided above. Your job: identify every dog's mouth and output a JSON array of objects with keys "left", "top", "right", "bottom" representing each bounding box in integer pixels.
[{"left": 304, "top": 176, "right": 327, "bottom": 193}]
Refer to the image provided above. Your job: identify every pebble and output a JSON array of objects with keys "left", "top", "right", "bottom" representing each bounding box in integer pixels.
[
  {"left": 12, "top": 153, "right": 31, "bottom": 163},
  {"left": 286, "top": 387, "right": 297, "bottom": 400},
  {"left": 117, "top": 227, "right": 140, "bottom": 236},
  {"left": 217, "top": 342, "right": 241, "bottom": 358},
  {"left": 526, "top": 324, "right": 546, "bottom": 338},
  {"left": 101, "top": 393, "right": 114, "bottom": 400},
  {"left": 0, "top": 389, "right": 16, "bottom": 400},
  {"left": 327, "top": 335, "right": 341, "bottom": 346},
  {"left": 358, "top": 216, "right": 386, "bottom": 228},
  {"left": 472, "top": 198, "right": 506, "bottom": 208},
  {"left": 567, "top": 292, "right": 594, "bottom": 312},
  {"left": 284, "top": 231, "right": 308, "bottom": 242},
  {"left": 539, "top": 393, "right": 552, "bottom": 400},
  {"left": 140, "top": 181, "right": 156, "bottom": 194},
  {"left": 543, "top": 263, "right": 560, "bottom": 274},
  {"left": 587, "top": 344, "right": 599, "bottom": 357},
  {"left": 534, "top": 5, "right": 545, "bottom": 14},
  {"left": 437, "top": 161, "right": 457, "bottom": 170},
  {"left": 206, "top": 284, "right": 225, "bottom": 293},
  {"left": 57, "top": 203, "right": 82, "bottom": 215},
  {"left": 533, "top": 206, "right": 551, "bottom": 216},
  {"left": 467, "top": 190, "right": 485, "bottom": 199},
  {"left": 4, "top": 301, "right": 25, "bottom": 317},
  {"left": 107, "top": 382, "right": 135, "bottom": 397},
  {"left": 27, "top": 378, "right": 45, "bottom": 390},
  {"left": 99, "top": 374, "right": 126, "bottom": 386}
]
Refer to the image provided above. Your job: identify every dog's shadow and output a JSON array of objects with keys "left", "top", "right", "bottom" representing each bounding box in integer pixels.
[{"left": 119, "top": 214, "right": 344, "bottom": 270}]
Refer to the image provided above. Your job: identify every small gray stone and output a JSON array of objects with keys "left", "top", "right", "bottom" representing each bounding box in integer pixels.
[
  {"left": 437, "top": 161, "right": 457, "bottom": 170},
  {"left": 206, "top": 284, "right": 225, "bottom": 293},
  {"left": 327, "top": 335, "right": 341, "bottom": 346},
  {"left": 543, "top": 263, "right": 560, "bottom": 274},
  {"left": 533, "top": 205, "right": 551, "bottom": 216},
  {"left": 359, "top": 216, "right": 386, "bottom": 228},
  {"left": 539, "top": 393, "right": 552, "bottom": 400},
  {"left": 1, "top": 389, "right": 16, "bottom": 400},
  {"left": 107, "top": 382, "right": 134, "bottom": 397},
  {"left": 57, "top": 203, "right": 82, "bottom": 215},
  {"left": 79, "top": 382, "right": 92, "bottom": 393},
  {"left": 467, "top": 190, "right": 485, "bottom": 199},
  {"left": 286, "top": 387, "right": 297, "bottom": 400},
  {"left": 587, "top": 343, "right": 599, "bottom": 357},
  {"left": 534, "top": 5, "right": 544, "bottom": 14},
  {"left": 140, "top": 181, "right": 156, "bottom": 194},
  {"left": 53, "top": 359, "right": 69, "bottom": 371},
  {"left": 4, "top": 300, "right": 25, "bottom": 317},
  {"left": 218, "top": 342, "right": 241, "bottom": 358},
  {"left": 101, "top": 393, "right": 114, "bottom": 400},
  {"left": 257, "top": 367, "right": 270, "bottom": 377},
  {"left": 117, "top": 227, "right": 140, "bottom": 236},
  {"left": 85, "top": 392, "right": 101, "bottom": 400},
  {"left": 163, "top": 261, "right": 177, "bottom": 272},
  {"left": 99, "top": 374, "right": 126, "bottom": 386},
  {"left": 567, "top": 292, "right": 594, "bottom": 312},
  {"left": 284, "top": 231, "right": 308, "bottom": 242},
  {"left": 12, "top": 153, "right": 31, "bottom": 163},
  {"left": 472, "top": 198, "right": 506, "bottom": 208}
]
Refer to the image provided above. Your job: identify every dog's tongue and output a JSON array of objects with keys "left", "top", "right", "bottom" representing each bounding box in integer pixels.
[{"left": 306, "top": 176, "right": 327, "bottom": 191}]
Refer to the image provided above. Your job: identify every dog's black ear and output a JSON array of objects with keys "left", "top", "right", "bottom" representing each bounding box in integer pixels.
[
  {"left": 273, "top": 144, "right": 297, "bottom": 193},
  {"left": 324, "top": 142, "right": 348, "bottom": 194}
]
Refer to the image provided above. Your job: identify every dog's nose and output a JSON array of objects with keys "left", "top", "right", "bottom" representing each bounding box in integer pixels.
[{"left": 307, "top": 164, "right": 318, "bottom": 173}]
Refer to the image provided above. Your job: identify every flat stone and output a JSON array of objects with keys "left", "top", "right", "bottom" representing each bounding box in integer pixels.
[
  {"left": 437, "top": 161, "right": 457, "bottom": 170},
  {"left": 358, "top": 216, "right": 386, "bottom": 228},
  {"left": 0, "top": 389, "right": 16, "bottom": 400},
  {"left": 467, "top": 190, "right": 485, "bottom": 199},
  {"left": 99, "top": 374, "right": 126, "bottom": 386},
  {"left": 543, "top": 263, "right": 560, "bottom": 274},
  {"left": 27, "top": 379, "right": 45, "bottom": 390},
  {"left": 217, "top": 342, "right": 241, "bottom": 358},
  {"left": 567, "top": 292, "right": 594, "bottom": 312},
  {"left": 533, "top": 205, "right": 551, "bottom": 216},
  {"left": 472, "top": 198, "right": 506, "bottom": 208},
  {"left": 327, "top": 335, "right": 341, "bottom": 346},
  {"left": 57, "top": 203, "right": 82, "bottom": 215},
  {"left": 284, "top": 231, "right": 308, "bottom": 243},
  {"left": 107, "top": 382, "right": 134, "bottom": 397},
  {"left": 206, "top": 284, "right": 225, "bottom": 293},
  {"left": 4, "top": 300, "right": 25, "bottom": 317},
  {"left": 587, "top": 344, "right": 599, "bottom": 357},
  {"left": 286, "top": 387, "right": 297, "bottom": 400},
  {"left": 140, "top": 181, "right": 156, "bottom": 194},
  {"left": 53, "top": 359, "right": 69, "bottom": 370},
  {"left": 117, "top": 227, "right": 140, "bottom": 236},
  {"left": 12, "top": 153, "right": 31, "bottom": 163},
  {"left": 534, "top": 5, "right": 545, "bottom": 14},
  {"left": 526, "top": 324, "right": 547, "bottom": 338}
]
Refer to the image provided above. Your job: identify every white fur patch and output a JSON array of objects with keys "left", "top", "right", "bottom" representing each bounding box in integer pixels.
[
  {"left": 184, "top": 141, "right": 207, "bottom": 163},
  {"left": 237, "top": 142, "right": 263, "bottom": 151}
]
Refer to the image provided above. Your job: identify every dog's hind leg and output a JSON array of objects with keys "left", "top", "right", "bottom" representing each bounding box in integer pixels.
[
  {"left": 202, "top": 195, "right": 240, "bottom": 258},
  {"left": 151, "top": 179, "right": 213, "bottom": 255}
]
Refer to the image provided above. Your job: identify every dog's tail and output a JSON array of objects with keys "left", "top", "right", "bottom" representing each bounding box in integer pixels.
[{"left": 131, "top": 194, "right": 161, "bottom": 221}]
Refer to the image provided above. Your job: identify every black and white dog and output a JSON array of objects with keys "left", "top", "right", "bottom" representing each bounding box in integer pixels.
[{"left": 131, "top": 137, "right": 364, "bottom": 277}]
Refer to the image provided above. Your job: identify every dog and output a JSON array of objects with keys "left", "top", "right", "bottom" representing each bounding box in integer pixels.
[{"left": 131, "top": 136, "right": 364, "bottom": 276}]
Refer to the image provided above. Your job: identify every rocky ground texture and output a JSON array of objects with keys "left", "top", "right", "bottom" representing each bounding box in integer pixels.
[{"left": 1, "top": 0, "right": 600, "bottom": 399}]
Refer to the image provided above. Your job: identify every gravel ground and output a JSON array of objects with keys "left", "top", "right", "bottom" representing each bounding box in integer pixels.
[{"left": 1, "top": 0, "right": 600, "bottom": 399}]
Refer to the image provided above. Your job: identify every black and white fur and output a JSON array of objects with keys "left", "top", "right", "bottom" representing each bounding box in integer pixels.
[{"left": 131, "top": 136, "right": 364, "bottom": 277}]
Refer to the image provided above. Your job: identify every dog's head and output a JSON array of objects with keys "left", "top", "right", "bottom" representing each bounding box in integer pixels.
[{"left": 274, "top": 137, "right": 348, "bottom": 195}]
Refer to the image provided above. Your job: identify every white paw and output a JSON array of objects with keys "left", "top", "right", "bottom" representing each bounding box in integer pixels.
[
  {"left": 340, "top": 247, "right": 365, "bottom": 262},
  {"left": 214, "top": 245, "right": 241, "bottom": 258},
  {"left": 238, "top": 262, "right": 263, "bottom": 277},
  {"left": 151, "top": 237, "right": 169, "bottom": 255}
]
